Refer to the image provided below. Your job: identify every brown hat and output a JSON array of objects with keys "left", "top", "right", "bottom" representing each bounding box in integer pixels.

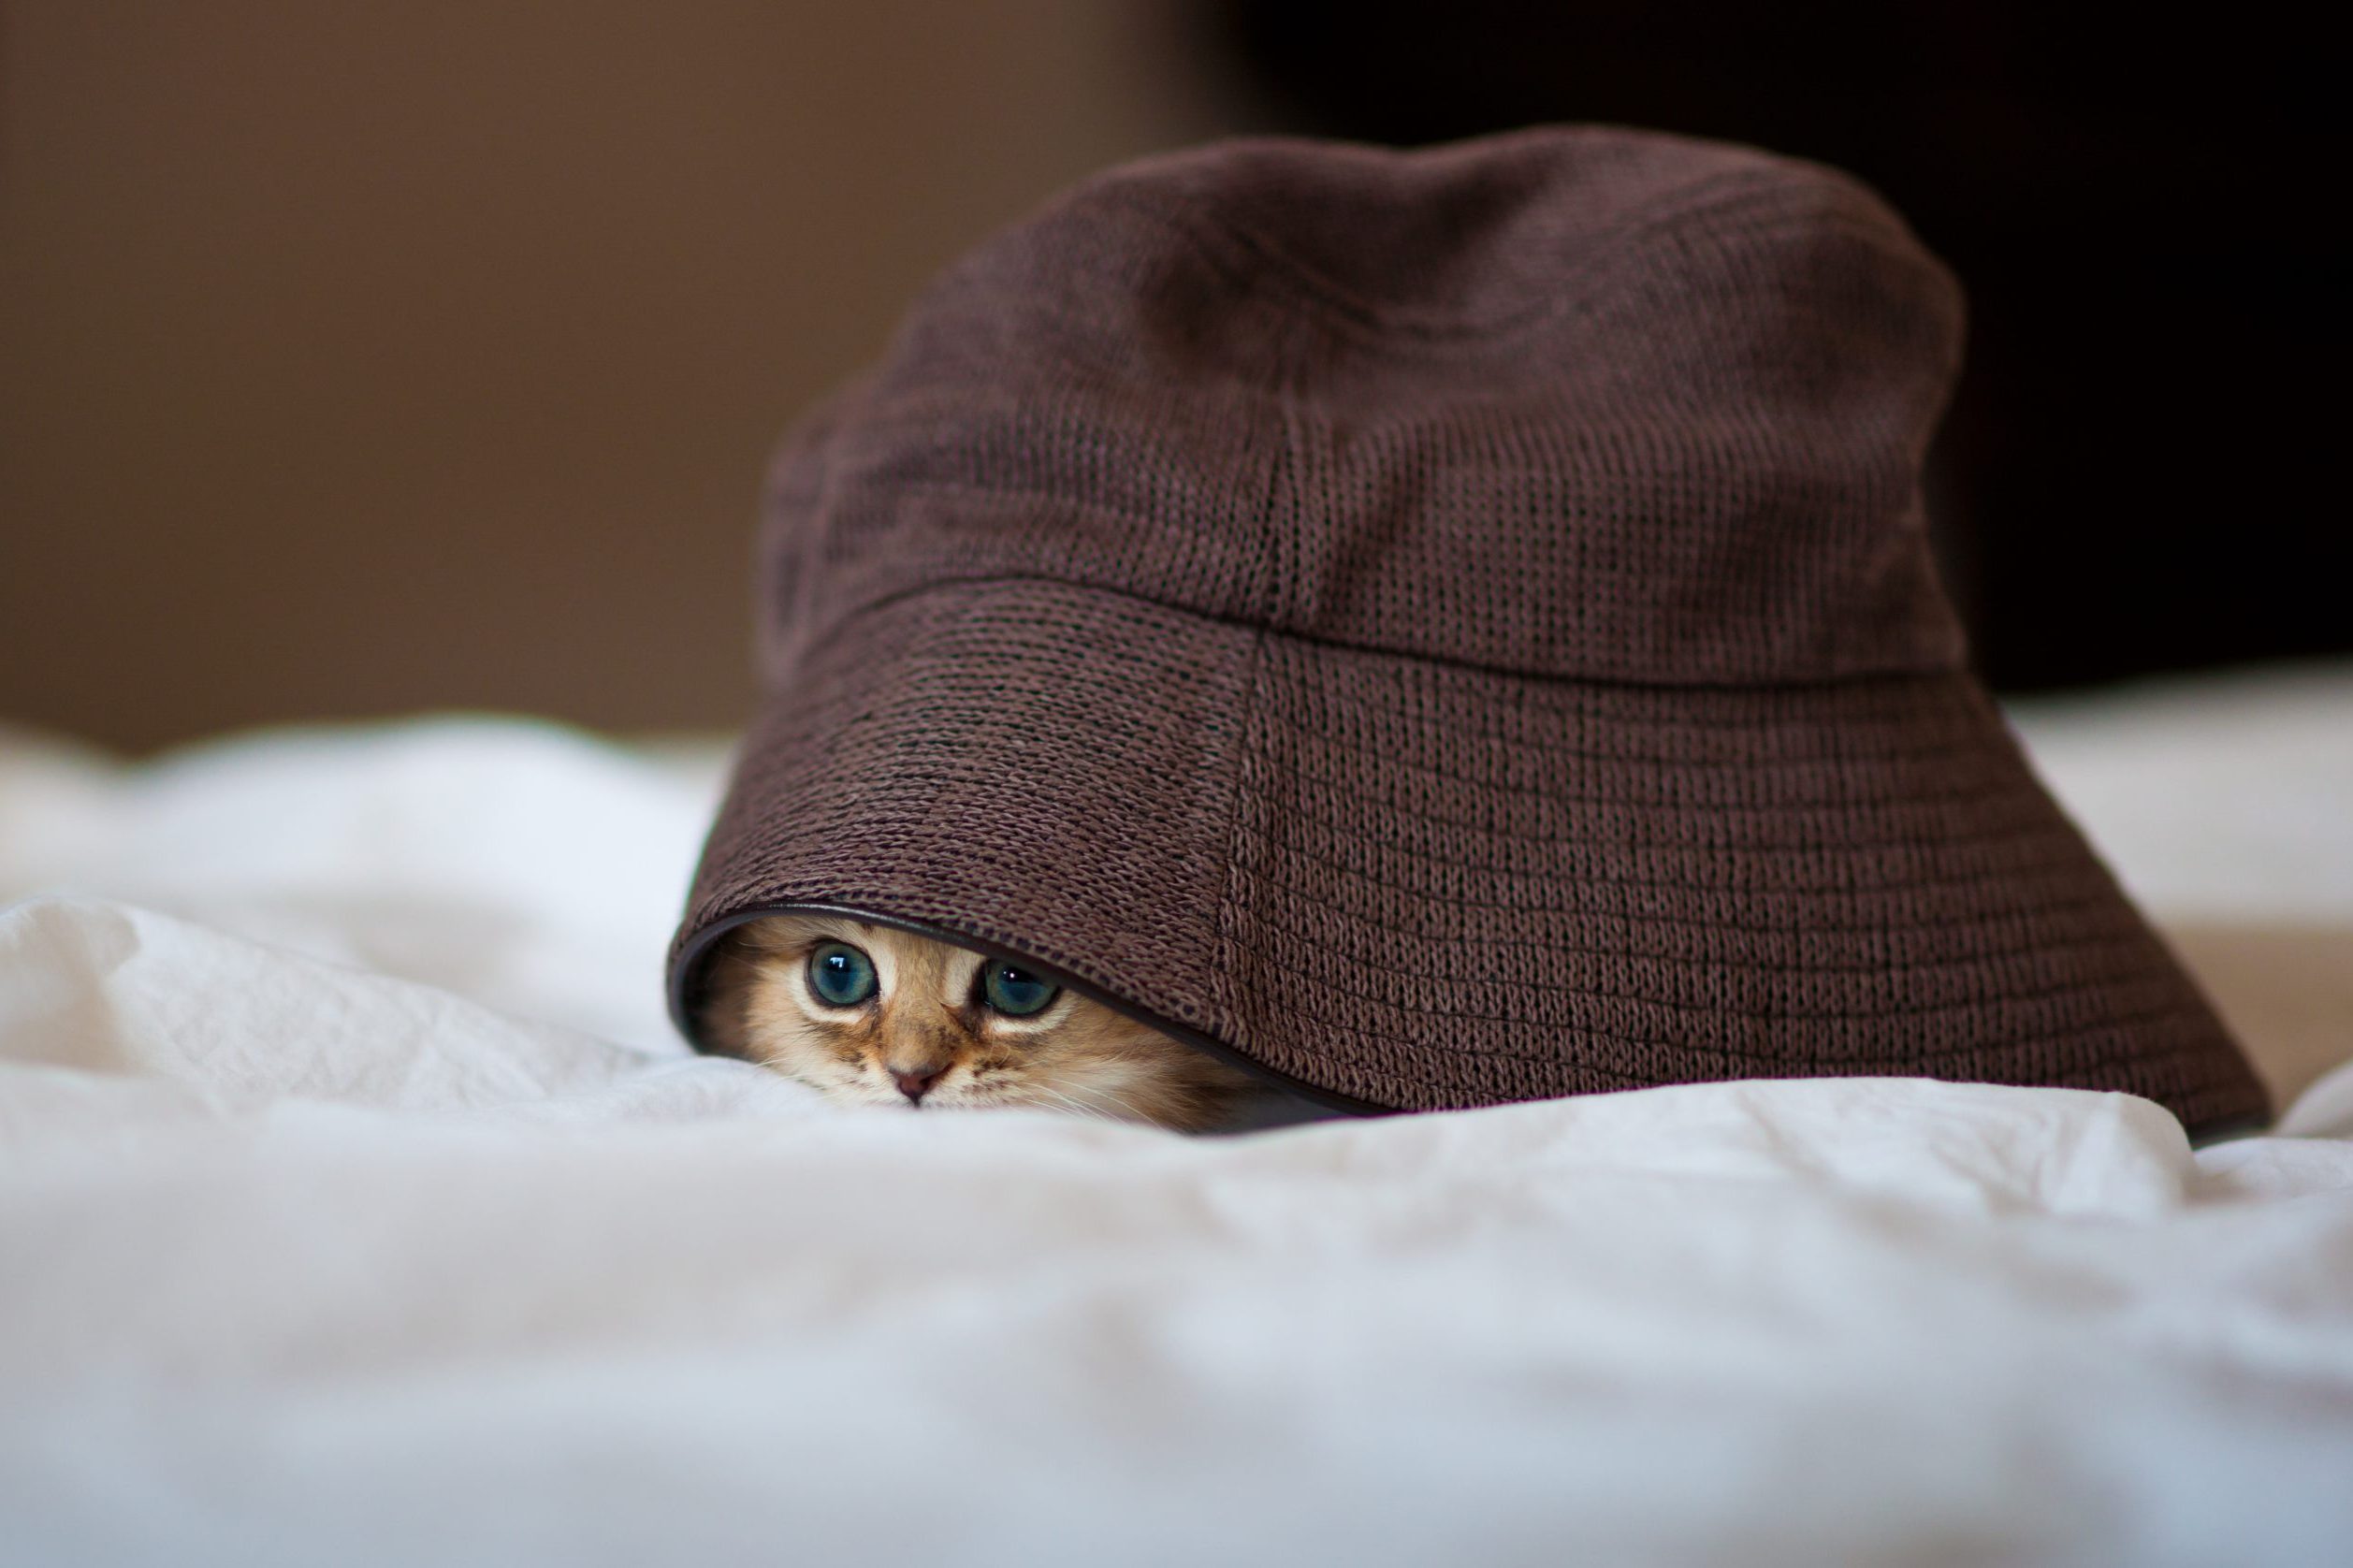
[{"left": 669, "top": 125, "right": 2269, "bottom": 1140}]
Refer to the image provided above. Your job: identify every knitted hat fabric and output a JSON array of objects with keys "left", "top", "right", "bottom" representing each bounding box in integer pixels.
[{"left": 668, "top": 125, "right": 2269, "bottom": 1140}]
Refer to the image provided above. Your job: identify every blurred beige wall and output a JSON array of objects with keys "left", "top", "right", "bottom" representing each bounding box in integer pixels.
[{"left": 1, "top": 2, "right": 1228, "bottom": 750}]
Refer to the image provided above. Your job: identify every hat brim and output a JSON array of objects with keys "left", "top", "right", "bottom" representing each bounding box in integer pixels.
[{"left": 670, "top": 578, "right": 2269, "bottom": 1140}]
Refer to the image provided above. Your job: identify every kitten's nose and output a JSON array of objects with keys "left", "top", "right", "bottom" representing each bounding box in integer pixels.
[{"left": 892, "top": 1066, "right": 945, "bottom": 1105}]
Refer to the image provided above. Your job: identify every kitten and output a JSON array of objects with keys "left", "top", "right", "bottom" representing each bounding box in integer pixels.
[{"left": 700, "top": 913, "right": 1265, "bottom": 1132}]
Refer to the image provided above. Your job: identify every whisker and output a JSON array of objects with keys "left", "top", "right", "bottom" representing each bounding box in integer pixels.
[
  {"left": 1065, "top": 1081, "right": 1154, "bottom": 1125},
  {"left": 1031, "top": 1087, "right": 1109, "bottom": 1122},
  {"left": 1025, "top": 1084, "right": 1117, "bottom": 1124}
]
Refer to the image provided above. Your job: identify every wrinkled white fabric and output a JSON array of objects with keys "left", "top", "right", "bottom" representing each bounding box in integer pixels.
[{"left": 3, "top": 678, "right": 2351, "bottom": 1567}]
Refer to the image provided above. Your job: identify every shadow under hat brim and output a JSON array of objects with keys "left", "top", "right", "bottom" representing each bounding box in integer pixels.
[{"left": 669, "top": 577, "right": 2271, "bottom": 1140}]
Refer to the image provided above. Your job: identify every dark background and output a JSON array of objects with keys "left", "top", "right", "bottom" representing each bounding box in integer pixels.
[
  {"left": 5, "top": 2, "right": 2341, "bottom": 751},
  {"left": 1198, "top": 0, "right": 2346, "bottom": 690}
]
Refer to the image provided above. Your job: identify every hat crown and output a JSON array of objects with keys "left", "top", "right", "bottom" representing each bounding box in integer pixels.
[{"left": 763, "top": 126, "right": 1968, "bottom": 686}]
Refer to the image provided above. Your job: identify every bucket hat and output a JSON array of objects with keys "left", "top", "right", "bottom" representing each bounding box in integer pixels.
[{"left": 668, "top": 125, "right": 2269, "bottom": 1140}]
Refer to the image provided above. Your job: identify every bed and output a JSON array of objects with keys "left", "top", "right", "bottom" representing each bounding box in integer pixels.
[{"left": 4, "top": 662, "right": 2350, "bottom": 1565}]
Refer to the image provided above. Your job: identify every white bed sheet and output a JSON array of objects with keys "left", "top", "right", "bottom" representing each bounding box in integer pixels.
[{"left": 4, "top": 667, "right": 2351, "bottom": 1567}]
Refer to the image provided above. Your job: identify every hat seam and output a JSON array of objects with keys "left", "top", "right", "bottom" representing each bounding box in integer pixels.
[
  {"left": 1207, "top": 627, "right": 1269, "bottom": 1047},
  {"left": 1209, "top": 298, "right": 1298, "bottom": 1040},
  {"left": 819, "top": 570, "right": 1960, "bottom": 693},
  {"left": 764, "top": 612, "right": 1992, "bottom": 748},
  {"left": 1085, "top": 167, "right": 1886, "bottom": 344},
  {"left": 698, "top": 809, "right": 2110, "bottom": 928}
]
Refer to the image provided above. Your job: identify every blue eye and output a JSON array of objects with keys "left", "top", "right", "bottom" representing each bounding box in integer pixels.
[
  {"left": 806, "top": 942, "right": 878, "bottom": 1007},
  {"left": 981, "top": 961, "right": 1058, "bottom": 1017}
]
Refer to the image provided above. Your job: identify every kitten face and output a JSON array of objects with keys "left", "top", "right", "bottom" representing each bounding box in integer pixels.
[{"left": 700, "top": 914, "right": 1258, "bottom": 1132}]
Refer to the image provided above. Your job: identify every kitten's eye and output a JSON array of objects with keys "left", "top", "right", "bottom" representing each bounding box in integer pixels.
[
  {"left": 806, "top": 942, "right": 878, "bottom": 1007},
  {"left": 980, "top": 961, "right": 1058, "bottom": 1017}
]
